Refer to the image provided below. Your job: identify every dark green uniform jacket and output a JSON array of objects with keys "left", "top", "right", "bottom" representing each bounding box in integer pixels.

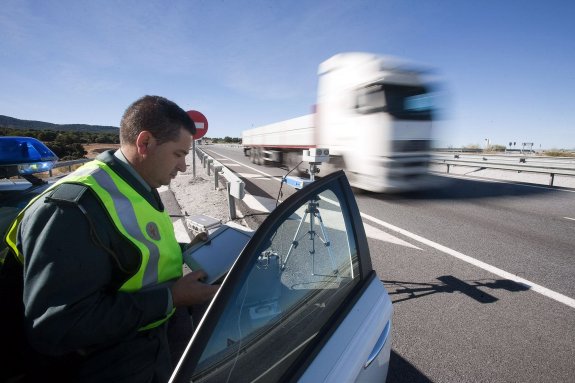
[{"left": 2, "top": 150, "right": 181, "bottom": 383}]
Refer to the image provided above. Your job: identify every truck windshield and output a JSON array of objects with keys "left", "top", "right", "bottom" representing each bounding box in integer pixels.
[{"left": 356, "top": 84, "right": 433, "bottom": 121}]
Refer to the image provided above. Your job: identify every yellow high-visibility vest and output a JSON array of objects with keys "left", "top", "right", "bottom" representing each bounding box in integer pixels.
[{"left": 5, "top": 160, "right": 182, "bottom": 329}]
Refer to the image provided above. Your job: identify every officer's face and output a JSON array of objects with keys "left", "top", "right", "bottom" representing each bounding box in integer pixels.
[{"left": 143, "top": 127, "right": 192, "bottom": 188}]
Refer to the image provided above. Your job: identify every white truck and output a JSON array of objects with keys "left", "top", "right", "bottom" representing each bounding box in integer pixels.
[{"left": 242, "top": 52, "right": 437, "bottom": 193}]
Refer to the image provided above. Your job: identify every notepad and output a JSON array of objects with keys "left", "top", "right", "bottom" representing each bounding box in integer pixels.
[{"left": 182, "top": 224, "right": 253, "bottom": 284}]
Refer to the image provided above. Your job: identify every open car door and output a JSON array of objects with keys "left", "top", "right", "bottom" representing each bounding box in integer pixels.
[{"left": 170, "top": 170, "right": 393, "bottom": 383}]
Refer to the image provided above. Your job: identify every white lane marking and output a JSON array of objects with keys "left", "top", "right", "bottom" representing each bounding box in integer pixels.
[
  {"left": 564, "top": 217, "right": 575, "bottom": 221},
  {"left": 360, "top": 211, "right": 575, "bottom": 309},
  {"left": 203, "top": 152, "right": 282, "bottom": 182},
  {"left": 363, "top": 222, "right": 422, "bottom": 250},
  {"left": 237, "top": 173, "right": 275, "bottom": 180},
  {"left": 242, "top": 194, "right": 277, "bottom": 212}
]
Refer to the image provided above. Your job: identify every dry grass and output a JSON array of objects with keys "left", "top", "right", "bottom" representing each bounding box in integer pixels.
[
  {"left": 83, "top": 143, "right": 121, "bottom": 159},
  {"left": 542, "top": 150, "right": 575, "bottom": 157}
]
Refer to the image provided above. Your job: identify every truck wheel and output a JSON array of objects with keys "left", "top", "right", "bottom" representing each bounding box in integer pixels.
[
  {"left": 256, "top": 148, "right": 264, "bottom": 165},
  {"left": 250, "top": 147, "right": 256, "bottom": 163}
]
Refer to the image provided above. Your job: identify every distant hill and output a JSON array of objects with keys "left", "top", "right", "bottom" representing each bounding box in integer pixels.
[{"left": 0, "top": 115, "right": 118, "bottom": 134}]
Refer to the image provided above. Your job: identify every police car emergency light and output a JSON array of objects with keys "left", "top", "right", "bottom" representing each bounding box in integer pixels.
[{"left": 0, "top": 137, "right": 58, "bottom": 179}]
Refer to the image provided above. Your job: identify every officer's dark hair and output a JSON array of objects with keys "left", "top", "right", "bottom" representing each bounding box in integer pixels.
[{"left": 120, "top": 95, "right": 196, "bottom": 145}]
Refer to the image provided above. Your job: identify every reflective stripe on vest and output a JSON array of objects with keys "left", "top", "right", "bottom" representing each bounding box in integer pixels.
[{"left": 5, "top": 160, "right": 182, "bottom": 328}]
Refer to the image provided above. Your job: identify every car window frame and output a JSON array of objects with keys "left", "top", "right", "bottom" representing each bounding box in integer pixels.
[{"left": 170, "top": 170, "right": 374, "bottom": 382}]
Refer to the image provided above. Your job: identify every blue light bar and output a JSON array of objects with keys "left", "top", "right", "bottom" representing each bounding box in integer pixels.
[{"left": 0, "top": 136, "right": 58, "bottom": 175}]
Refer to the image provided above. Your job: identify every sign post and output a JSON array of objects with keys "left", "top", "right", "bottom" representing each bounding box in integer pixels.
[{"left": 186, "top": 110, "right": 209, "bottom": 178}]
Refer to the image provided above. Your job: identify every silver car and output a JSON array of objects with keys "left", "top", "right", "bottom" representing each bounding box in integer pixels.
[{"left": 170, "top": 170, "right": 393, "bottom": 382}]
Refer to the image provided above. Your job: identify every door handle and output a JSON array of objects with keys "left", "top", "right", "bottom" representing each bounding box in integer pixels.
[{"left": 364, "top": 320, "right": 391, "bottom": 369}]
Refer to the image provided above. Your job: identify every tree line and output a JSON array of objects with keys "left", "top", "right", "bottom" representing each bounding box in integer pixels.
[
  {"left": 1, "top": 126, "right": 244, "bottom": 160},
  {"left": 0, "top": 127, "right": 119, "bottom": 160},
  {"left": 204, "top": 136, "right": 241, "bottom": 144}
]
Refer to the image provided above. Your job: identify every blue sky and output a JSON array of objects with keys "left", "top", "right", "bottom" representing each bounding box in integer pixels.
[{"left": 1, "top": 0, "right": 574, "bottom": 149}]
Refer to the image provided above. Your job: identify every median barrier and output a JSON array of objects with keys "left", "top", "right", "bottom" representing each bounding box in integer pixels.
[{"left": 431, "top": 154, "right": 575, "bottom": 187}]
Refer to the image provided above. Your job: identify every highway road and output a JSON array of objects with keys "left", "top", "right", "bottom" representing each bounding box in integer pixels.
[{"left": 196, "top": 145, "right": 575, "bottom": 383}]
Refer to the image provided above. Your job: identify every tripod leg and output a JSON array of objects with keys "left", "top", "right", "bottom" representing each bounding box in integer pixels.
[
  {"left": 281, "top": 210, "right": 309, "bottom": 270},
  {"left": 310, "top": 211, "right": 316, "bottom": 274},
  {"left": 315, "top": 210, "right": 339, "bottom": 275}
]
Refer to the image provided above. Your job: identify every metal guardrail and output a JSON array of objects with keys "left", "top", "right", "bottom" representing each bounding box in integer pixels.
[
  {"left": 49, "top": 158, "right": 91, "bottom": 176},
  {"left": 195, "top": 147, "right": 245, "bottom": 220},
  {"left": 431, "top": 154, "right": 575, "bottom": 186},
  {"left": 434, "top": 153, "right": 575, "bottom": 166}
]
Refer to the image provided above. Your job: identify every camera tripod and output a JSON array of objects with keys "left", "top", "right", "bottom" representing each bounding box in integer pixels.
[{"left": 280, "top": 162, "right": 338, "bottom": 276}]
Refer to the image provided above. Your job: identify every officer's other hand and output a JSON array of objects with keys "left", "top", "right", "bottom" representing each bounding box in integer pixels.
[{"left": 171, "top": 270, "right": 219, "bottom": 307}]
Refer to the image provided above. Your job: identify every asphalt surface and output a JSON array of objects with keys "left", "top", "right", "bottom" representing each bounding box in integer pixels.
[{"left": 165, "top": 146, "right": 575, "bottom": 383}]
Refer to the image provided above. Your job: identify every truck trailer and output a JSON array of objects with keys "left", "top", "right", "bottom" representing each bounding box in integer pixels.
[{"left": 242, "top": 52, "right": 437, "bottom": 193}]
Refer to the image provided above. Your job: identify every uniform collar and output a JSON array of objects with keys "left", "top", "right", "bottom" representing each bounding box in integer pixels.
[{"left": 114, "top": 149, "right": 152, "bottom": 193}]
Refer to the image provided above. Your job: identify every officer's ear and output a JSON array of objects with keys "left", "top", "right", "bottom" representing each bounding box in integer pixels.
[{"left": 136, "top": 131, "right": 156, "bottom": 156}]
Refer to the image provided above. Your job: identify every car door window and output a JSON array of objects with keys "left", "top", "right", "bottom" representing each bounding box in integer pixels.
[{"left": 171, "top": 172, "right": 371, "bottom": 383}]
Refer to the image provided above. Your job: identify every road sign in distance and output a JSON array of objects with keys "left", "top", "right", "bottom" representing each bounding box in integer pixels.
[{"left": 186, "top": 110, "right": 208, "bottom": 139}]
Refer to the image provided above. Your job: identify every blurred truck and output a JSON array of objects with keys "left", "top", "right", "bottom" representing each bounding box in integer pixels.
[{"left": 242, "top": 52, "right": 437, "bottom": 193}]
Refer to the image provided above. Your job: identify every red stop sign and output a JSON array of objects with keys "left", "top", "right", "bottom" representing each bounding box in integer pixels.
[{"left": 186, "top": 110, "right": 208, "bottom": 139}]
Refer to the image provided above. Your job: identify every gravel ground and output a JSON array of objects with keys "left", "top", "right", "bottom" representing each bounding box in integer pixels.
[
  {"left": 170, "top": 173, "right": 230, "bottom": 224},
  {"left": 168, "top": 151, "right": 237, "bottom": 234}
]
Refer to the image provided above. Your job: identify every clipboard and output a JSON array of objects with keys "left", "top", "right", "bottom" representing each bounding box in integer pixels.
[{"left": 182, "top": 224, "right": 253, "bottom": 284}]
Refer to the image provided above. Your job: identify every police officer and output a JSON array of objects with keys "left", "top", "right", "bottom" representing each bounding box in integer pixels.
[{"left": 2, "top": 95, "right": 218, "bottom": 382}]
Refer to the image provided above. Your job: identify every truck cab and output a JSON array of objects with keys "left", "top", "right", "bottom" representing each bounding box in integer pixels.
[{"left": 315, "top": 52, "right": 435, "bottom": 192}]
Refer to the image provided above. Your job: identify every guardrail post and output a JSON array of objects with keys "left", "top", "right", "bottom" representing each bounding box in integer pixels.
[
  {"left": 549, "top": 173, "right": 555, "bottom": 186},
  {"left": 207, "top": 159, "right": 213, "bottom": 176},
  {"left": 227, "top": 183, "right": 237, "bottom": 220},
  {"left": 229, "top": 179, "right": 245, "bottom": 200},
  {"left": 214, "top": 165, "right": 222, "bottom": 189},
  {"left": 192, "top": 141, "right": 196, "bottom": 178}
]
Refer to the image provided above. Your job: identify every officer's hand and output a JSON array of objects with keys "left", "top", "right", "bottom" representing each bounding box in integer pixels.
[
  {"left": 171, "top": 270, "right": 219, "bottom": 307},
  {"left": 188, "top": 231, "right": 209, "bottom": 247}
]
